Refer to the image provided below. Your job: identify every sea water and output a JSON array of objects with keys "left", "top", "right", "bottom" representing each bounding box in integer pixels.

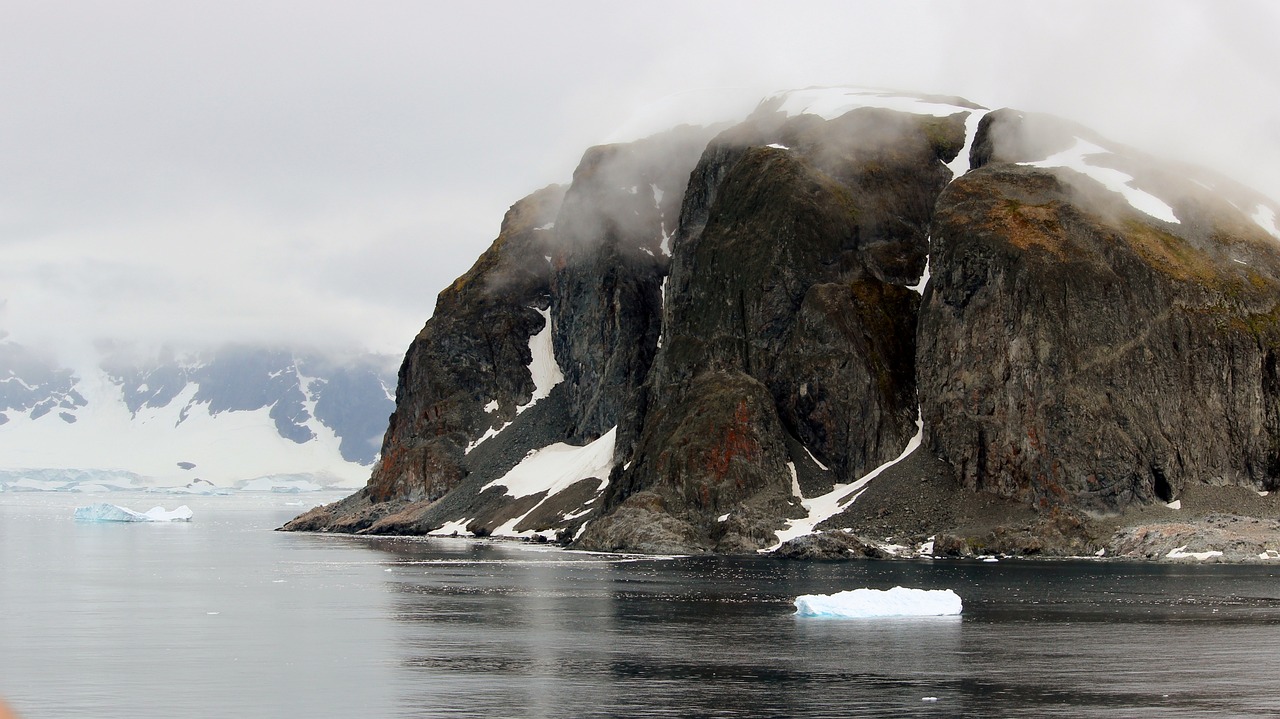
[{"left": 3, "top": 491, "right": 1280, "bottom": 718}]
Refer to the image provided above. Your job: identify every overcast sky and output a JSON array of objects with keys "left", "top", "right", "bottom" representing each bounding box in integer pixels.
[{"left": 3, "top": 0, "right": 1279, "bottom": 363}]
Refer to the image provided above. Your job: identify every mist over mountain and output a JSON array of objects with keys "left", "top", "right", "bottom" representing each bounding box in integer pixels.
[
  {"left": 282, "top": 87, "right": 1280, "bottom": 561},
  {"left": 0, "top": 341, "right": 395, "bottom": 490}
]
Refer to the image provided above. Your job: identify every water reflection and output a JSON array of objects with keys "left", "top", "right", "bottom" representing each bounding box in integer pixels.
[{"left": 362, "top": 537, "right": 1280, "bottom": 718}]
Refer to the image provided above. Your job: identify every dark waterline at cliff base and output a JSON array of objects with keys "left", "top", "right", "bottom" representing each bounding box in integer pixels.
[{"left": 4, "top": 492, "right": 1280, "bottom": 718}]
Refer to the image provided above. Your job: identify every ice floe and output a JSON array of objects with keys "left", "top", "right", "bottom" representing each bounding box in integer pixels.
[
  {"left": 73, "top": 503, "right": 193, "bottom": 522},
  {"left": 794, "top": 586, "right": 962, "bottom": 618}
]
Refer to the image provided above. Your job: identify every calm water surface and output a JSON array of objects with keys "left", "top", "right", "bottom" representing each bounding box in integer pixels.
[{"left": 2, "top": 491, "right": 1279, "bottom": 718}]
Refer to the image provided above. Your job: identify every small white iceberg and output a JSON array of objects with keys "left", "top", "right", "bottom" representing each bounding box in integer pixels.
[
  {"left": 794, "top": 586, "right": 962, "bottom": 618},
  {"left": 74, "top": 503, "right": 193, "bottom": 523}
]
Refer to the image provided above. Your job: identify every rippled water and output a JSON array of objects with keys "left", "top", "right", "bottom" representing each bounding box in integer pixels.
[{"left": 3, "top": 491, "right": 1280, "bottom": 718}]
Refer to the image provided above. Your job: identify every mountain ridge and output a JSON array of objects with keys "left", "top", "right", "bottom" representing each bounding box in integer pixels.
[
  {"left": 0, "top": 341, "right": 396, "bottom": 488},
  {"left": 283, "top": 87, "right": 1280, "bottom": 560}
]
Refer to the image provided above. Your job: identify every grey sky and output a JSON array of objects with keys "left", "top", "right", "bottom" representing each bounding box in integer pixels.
[{"left": 3, "top": 0, "right": 1278, "bottom": 361}]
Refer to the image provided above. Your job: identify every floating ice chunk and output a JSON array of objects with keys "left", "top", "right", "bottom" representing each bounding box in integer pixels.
[
  {"left": 74, "top": 503, "right": 193, "bottom": 522},
  {"left": 794, "top": 586, "right": 962, "bottom": 618}
]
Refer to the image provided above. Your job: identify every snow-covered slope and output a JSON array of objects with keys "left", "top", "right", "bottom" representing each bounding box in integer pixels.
[{"left": 0, "top": 342, "right": 395, "bottom": 490}]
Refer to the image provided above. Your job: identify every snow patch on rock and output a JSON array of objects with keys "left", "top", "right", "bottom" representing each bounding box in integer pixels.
[
  {"left": 766, "top": 415, "right": 923, "bottom": 551},
  {"left": 1024, "top": 138, "right": 1179, "bottom": 224},
  {"left": 775, "top": 87, "right": 976, "bottom": 121}
]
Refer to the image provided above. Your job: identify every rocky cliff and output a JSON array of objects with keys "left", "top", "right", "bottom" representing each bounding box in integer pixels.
[{"left": 285, "top": 88, "right": 1280, "bottom": 558}]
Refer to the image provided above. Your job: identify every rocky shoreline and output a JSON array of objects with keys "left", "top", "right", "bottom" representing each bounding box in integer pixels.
[
  {"left": 288, "top": 446, "right": 1280, "bottom": 564},
  {"left": 770, "top": 449, "right": 1280, "bottom": 562}
]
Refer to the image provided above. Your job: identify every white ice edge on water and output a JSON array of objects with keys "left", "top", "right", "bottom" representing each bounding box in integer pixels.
[
  {"left": 765, "top": 415, "right": 923, "bottom": 552},
  {"left": 73, "top": 503, "right": 193, "bottom": 522},
  {"left": 794, "top": 586, "right": 962, "bottom": 618},
  {"left": 1023, "top": 138, "right": 1180, "bottom": 224}
]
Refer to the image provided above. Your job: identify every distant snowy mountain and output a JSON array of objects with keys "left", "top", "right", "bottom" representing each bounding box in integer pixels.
[{"left": 0, "top": 342, "right": 395, "bottom": 490}]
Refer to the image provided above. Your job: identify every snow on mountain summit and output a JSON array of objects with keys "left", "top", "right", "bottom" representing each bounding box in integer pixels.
[
  {"left": 766, "top": 86, "right": 985, "bottom": 121},
  {"left": 0, "top": 342, "right": 395, "bottom": 489}
]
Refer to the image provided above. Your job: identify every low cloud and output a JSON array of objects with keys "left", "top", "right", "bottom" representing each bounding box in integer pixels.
[{"left": 2, "top": 1, "right": 1276, "bottom": 366}]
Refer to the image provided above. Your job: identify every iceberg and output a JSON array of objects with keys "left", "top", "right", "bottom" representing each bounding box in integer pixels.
[
  {"left": 73, "top": 503, "right": 193, "bottom": 522},
  {"left": 794, "top": 586, "right": 962, "bottom": 618}
]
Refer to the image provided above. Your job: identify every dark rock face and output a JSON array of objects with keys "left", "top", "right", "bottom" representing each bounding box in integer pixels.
[
  {"left": 773, "top": 530, "right": 887, "bottom": 560},
  {"left": 586, "top": 107, "right": 965, "bottom": 552},
  {"left": 919, "top": 123, "right": 1280, "bottom": 511},
  {"left": 296, "top": 125, "right": 718, "bottom": 534},
  {"left": 366, "top": 184, "right": 565, "bottom": 504},
  {"left": 551, "top": 126, "right": 718, "bottom": 447},
  {"left": 584, "top": 371, "right": 801, "bottom": 553},
  {"left": 286, "top": 90, "right": 1280, "bottom": 559}
]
